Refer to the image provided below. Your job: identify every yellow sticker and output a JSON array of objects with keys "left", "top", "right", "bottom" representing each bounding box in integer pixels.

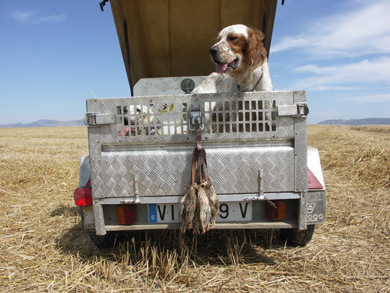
[{"left": 158, "top": 103, "right": 174, "bottom": 113}]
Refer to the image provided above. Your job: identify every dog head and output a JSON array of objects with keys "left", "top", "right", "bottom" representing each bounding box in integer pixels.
[{"left": 209, "top": 24, "right": 267, "bottom": 75}]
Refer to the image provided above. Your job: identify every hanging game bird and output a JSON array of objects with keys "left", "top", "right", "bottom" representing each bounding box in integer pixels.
[
  {"left": 195, "top": 186, "right": 211, "bottom": 234},
  {"left": 202, "top": 181, "right": 219, "bottom": 230},
  {"left": 179, "top": 185, "right": 197, "bottom": 233},
  {"left": 180, "top": 143, "right": 218, "bottom": 234}
]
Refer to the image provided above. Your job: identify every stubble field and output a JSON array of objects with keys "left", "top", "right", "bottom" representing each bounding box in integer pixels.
[{"left": 0, "top": 125, "right": 389, "bottom": 292}]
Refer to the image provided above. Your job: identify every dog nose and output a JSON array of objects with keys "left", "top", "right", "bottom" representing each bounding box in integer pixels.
[{"left": 209, "top": 46, "right": 218, "bottom": 57}]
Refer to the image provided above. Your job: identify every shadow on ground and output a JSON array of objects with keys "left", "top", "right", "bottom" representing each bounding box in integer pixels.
[
  {"left": 51, "top": 203, "right": 295, "bottom": 274},
  {"left": 55, "top": 215, "right": 288, "bottom": 269}
]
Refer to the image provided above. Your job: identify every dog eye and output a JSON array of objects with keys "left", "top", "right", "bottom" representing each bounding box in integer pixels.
[{"left": 228, "top": 36, "right": 238, "bottom": 41}]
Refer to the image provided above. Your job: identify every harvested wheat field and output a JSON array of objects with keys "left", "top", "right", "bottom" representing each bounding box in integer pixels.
[{"left": 0, "top": 125, "right": 389, "bottom": 292}]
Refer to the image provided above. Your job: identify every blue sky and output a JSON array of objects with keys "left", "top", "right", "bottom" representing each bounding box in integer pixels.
[{"left": 0, "top": 0, "right": 389, "bottom": 124}]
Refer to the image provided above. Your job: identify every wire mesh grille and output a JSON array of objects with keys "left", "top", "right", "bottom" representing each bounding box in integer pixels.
[
  {"left": 116, "top": 102, "right": 188, "bottom": 136},
  {"left": 116, "top": 99, "right": 277, "bottom": 137},
  {"left": 204, "top": 99, "right": 277, "bottom": 134}
]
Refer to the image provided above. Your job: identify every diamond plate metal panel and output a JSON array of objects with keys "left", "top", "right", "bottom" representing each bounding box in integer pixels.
[
  {"left": 207, "top": 146, "right": 295, "bottom": 194},
  {"left": 88, "top": 128, "right": 104, "bottom": 199},
  {"left": 86, "top": 91, "right": 307, "bottom": 199},
  {"left": 98, "top": 145, "right": 295, "bottom": 198},
  {"left": 293, "top": 91, "right": 308, "bottom": 193}
]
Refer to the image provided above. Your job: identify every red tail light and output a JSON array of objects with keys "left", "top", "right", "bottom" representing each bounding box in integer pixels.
[
  {"left": 266, "top": 201, "right": 286, "bottom": 220},
  {"left": 74, "top": 186, "right": 92, "bottom": 207}
]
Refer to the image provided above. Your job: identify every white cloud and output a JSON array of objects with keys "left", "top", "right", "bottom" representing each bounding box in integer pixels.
[
  {"left": 343, "top": 94, "right": 390, "bottom": 103},
  {"left": 36, "top": 14, "right": 66, "bottom": 24},
  {"left": 12, "top": 11, "right": 35, "bottom": 23},
  {"left": 303, "top": 85, "right": 359, "bottom": 91},
  {"left": 294, "top": 57, "right": 390, "bottom": 90},
  {"left": 12, "top": 10, "right": 66, "bottom": 24},
  {"left": 271, "top": 0, "right": 390, "bottom": 57}
]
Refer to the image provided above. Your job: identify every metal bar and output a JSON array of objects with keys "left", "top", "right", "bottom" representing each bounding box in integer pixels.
[
  {"left": 105, "top": 221, "right": 295, "bottom": 231},
  {"left": 259, "top": 169, "right": 264, "bottom": 196},
  {"left": 96, "top": 193, "right": 301, "bottom": 205},
  {"left": 93, "top": 203, "right": 106, "bottom": 235},
  {"left": 298, "top": 192, "right": 308, "bottom": 230},
  {"left": 133, "top": 174, "right": 140, "bottom": 203}
]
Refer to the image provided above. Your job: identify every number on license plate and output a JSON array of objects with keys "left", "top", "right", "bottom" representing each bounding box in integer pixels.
[{"left": 148, "top": 201, "right": 252, "bottom": 223}]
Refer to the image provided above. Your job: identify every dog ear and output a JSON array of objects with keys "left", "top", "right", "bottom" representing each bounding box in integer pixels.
[{"left": 246, "top": 28, "right": 267, "bottom": 68}]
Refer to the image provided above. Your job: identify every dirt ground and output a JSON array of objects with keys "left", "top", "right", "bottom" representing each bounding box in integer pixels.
[{"left": 0, "top": 125, "right": 389, "bottom": 292}]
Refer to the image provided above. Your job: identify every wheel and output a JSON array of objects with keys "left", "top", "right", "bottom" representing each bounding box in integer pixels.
[
  {"left": 280, "top": 225, "right": 315, "bottom": 247},
  {"left": 88, "top": 231, "right": 122, "bottom": 249}
]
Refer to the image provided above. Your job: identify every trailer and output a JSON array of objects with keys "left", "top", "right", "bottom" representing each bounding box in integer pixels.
[{"left": 74, "top": 0, "right": 325, "bottom": 248}]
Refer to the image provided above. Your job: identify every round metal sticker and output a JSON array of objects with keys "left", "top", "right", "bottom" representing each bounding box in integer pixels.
[{"left": 181, "top": 78, "right": 195, "bottom": 93}]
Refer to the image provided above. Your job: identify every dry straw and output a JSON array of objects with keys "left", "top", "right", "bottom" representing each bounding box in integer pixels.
[{"left": 0, "top": 125, "right": 389, "bottom": 291}]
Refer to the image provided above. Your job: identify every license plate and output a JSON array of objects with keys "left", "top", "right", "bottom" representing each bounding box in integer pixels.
[
  {"left": 148, "top": 201, "right": 252, "bottom": 223},
  {"left": 83, "top": 205, "right": 95, "bottom": 229}
]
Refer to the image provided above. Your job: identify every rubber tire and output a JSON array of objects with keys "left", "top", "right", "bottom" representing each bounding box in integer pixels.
[{"left": 280, "top": 225, "right": 315, "bottom": 247}]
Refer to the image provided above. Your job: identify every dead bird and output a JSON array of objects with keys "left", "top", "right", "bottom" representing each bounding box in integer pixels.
[
  {"left": 196, "top": 186, "right": 211, "bottom": 234},
  {"left": 179, "top": 185, "right": 197, "bottom": 233},
  {"left": 203, "top": 181, "right": 219, "bottom": 229}
]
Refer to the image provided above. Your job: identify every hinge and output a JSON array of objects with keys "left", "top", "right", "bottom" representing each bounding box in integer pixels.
[
  {"left": 277, "top": 103, "right": 309, "bottom": 118},
  {"left": 84, "top": 113, "right": 116, "bottom": 126}
]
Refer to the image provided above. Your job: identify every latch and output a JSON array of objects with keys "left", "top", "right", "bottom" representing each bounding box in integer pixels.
[
  {"left": 244, "top": 169, "right": 277, "bottom": 208},
  {"left": 84, "top": 113, "right": 116, "bottom": 126},
  {"left": 296, "top": 103, "right": 309, "bottom": 117},
  {"left": 188, "top": 103, "right": 205, "bottom": 131},
  {"left": 277, "top": 103, "right": 309, "bottom": 118}
]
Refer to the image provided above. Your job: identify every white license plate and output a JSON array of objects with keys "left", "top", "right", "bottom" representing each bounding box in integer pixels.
[
  {"left": 148, "top": 201, "right": 252, "bottom": 223},
  {"left": 83, "top": 206, "right": 95, "bottom": 229}
]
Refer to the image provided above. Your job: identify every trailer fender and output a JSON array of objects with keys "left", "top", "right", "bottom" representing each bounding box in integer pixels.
[
  {"left": 77, "top": 156, "right": 95, "bottom": 229},
  {"left": 307, "top": 147, "right": 326, "bottom": 224},
  {"left": 78, "top": 155, "right": 90, "bottom": 187}
]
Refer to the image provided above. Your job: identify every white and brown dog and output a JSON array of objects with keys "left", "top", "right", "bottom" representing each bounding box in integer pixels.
[{"left": 194, "top": 24, "right": 273, "bottom": 93}]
